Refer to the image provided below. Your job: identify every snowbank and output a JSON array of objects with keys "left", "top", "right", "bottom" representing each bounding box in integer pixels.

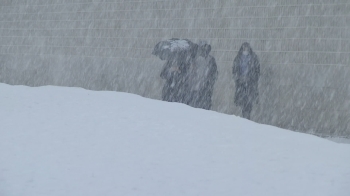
[{"left": 0, "top": 84, "right": 349, "bottom": 196}]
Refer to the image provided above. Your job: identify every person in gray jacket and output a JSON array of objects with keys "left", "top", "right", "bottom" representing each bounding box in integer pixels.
[
  {"left": 232, "top": 42, "right": 260, "bottom": 119},
  {"left": 186, "top": 41, "right": 218, "bottom": 110}
]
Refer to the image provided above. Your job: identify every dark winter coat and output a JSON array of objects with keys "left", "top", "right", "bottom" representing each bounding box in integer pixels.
[
  {"left": 160, "top": 54, "right": 190, "bottom": 103},
  {"left": 186, "top": 55, "right": 218, "bottom": 110},
  {"left": 232, "top": 47, "right": 260, "bottom": 107}
]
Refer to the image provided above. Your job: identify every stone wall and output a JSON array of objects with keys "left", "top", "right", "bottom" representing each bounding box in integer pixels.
[{"left": 0, "top": 0, "right": 349, "bottom": 137}]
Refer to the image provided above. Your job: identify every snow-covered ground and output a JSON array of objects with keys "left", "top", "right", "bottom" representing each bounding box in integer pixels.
[
  {"left": 327, "top": 137, "right": 350, "bottom": 144},
  {"left": 0, "top": 83, "right": 349, "bottom": 196}
]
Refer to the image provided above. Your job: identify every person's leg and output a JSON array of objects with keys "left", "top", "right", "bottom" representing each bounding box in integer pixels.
[
  {"left": 242, "top": 102, "right": 252, "bottom": 120},
  {"left": 162, "top": 84, "right": 170, "bottom": 101},
  {"left": 186, "top": 91, "right": 195, "bottom": 107},
  {"left": 202, "top": 90, "right": 212, "bottom": 110},
  {"left": 192, "top": 91, "right": 201, "bottom": 108}
]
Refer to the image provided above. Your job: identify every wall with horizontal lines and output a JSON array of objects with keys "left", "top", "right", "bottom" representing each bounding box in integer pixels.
[{"left": 0, "top": 0, "right": 349, "bottom": 137}]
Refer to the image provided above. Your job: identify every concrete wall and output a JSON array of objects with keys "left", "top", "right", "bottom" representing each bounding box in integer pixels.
[{"left": 0, "top": 0, "right": 349, "bottom": 137}]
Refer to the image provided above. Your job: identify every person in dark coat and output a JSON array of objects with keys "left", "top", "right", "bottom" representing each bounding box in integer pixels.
[
  {"left": 232, "top": 42, "right": 260, "bottom": 119},
  {"left": 160, "top": 51, "right": 191, "bottom": 103},
  {"left": 186, "top": 41, "right": 218, "bottom": 110}
]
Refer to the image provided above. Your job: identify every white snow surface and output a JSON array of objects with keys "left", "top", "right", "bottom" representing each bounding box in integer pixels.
[{"left": 0, "top": 84, "right": 350, "bottom": 196}]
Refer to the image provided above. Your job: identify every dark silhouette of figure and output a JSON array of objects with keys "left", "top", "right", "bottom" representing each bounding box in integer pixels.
[
  {"left": 156, "top": 39, "right": 198, "bottom": 104},
  {"left": 232, "top": 42, "right": 260, "bottom": 119},
  {"left": 160, "top": 50, "right": 192, "bottom": 103},
  {"left": 186, "top": 41, "right": 218, "bottom": 110}
]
